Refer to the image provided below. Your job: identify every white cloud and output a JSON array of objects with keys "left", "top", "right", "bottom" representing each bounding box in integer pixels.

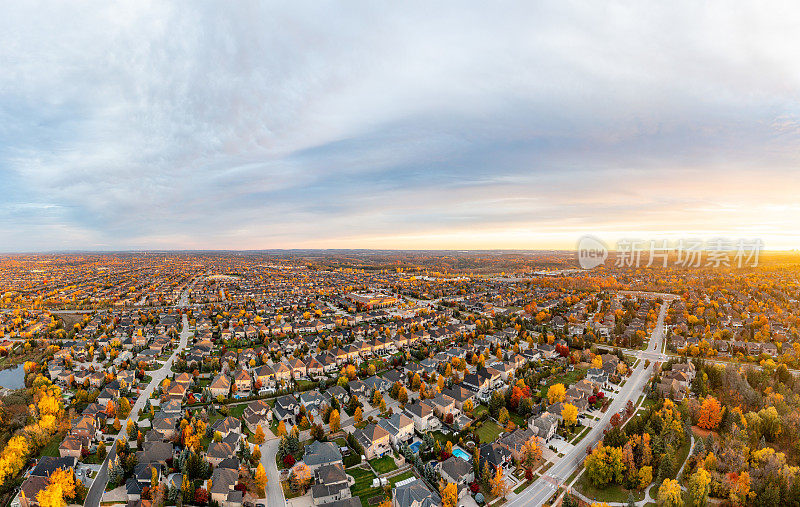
[{"left": 2, "top": 0, "right": 800, "bottom": 250}]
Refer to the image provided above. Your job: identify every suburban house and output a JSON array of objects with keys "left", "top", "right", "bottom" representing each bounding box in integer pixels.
[
  {"left": 529, "top": 413, "right": 559, "bottom": 442},
  {"left": 392, "top": 478, "right": 440, "bottom": 507},
  {"left": 438, "top": 456, "right": 474, "bottom": 497},
  {"left": 209, "top": 374, "right": 231, "bottom": 398},
  {"left": 404, "top": 401, "right": 439, "bottom": 432},
  {"left": 311, "top": 463, "right": 352, "bottom": 506},
  {"left": 353, "top": 423, "right": 391, "bottom": 459},
  {"left": 376, "top": 412, "right": 414, "bottom": 447},
  {"left": 479, "top": 442, "right": 513, "bottom": 470},
  {"left": 304, "top": 441, "right": 344, "bottom": 471},
  {"left": 498, "top": 428, "right": 538, "bottom": 461}
]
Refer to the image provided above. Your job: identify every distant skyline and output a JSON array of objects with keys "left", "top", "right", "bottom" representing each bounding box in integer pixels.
[{"left": 3, "top": 1, "right": 800, "bottom": 252}]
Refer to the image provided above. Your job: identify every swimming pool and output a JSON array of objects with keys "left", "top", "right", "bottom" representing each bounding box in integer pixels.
[
  {"left": 453, "top": 448, "right": 471, "bottom": 462},
  {"left": 409, "top": 441, "right": 422, "bottom": 453}
]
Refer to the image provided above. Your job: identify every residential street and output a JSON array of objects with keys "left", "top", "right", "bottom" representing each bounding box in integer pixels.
[
  {"left": 84, "top": 280, "right": 197, "bottom": 507},
  {"left": 260, "top": 437, "right": 284, "bottom": 507},
  {"left": 508, "top": 298, "right": 669, "bottom": 507}
]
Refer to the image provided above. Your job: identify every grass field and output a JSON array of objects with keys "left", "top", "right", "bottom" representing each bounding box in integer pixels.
[
  {"left": 388, "top": 470, "right": 415, "bottom": 486},
  {"left": 476, "top": 420, "right": 503, "bottom": 444},
  {"left": 40, "top": 432, "right": 65, "bottom": 457},
  {"left": 347, "top": 467, "right": 385, "bottom": 507},
  {"left": 576, "top": 473, "right": 645, "bottom": 503},
  {"left": 369, "top": 456, "right": 398, "bottom": 474}
]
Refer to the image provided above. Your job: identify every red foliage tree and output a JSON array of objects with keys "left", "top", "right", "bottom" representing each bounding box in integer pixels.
[
  {"left": 194, "top": 488, "right": 208, "bottom": 505},
  {"left": 283, "top": 454, "right": 296, "bottom": 467}
]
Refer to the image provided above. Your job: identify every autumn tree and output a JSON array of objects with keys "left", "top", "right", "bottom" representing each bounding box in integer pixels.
[
  {"left": 522, "top": 438, "right": 542, "bottom": 469},
  {"left": 688, "top": 468, "right": 710, "bottom": 507},
  {"left": 548, "top": 383, "right": 566, "bottom": 404},
  {"left": 255, "top": 463, "right": 267, "bottom": 495},
  {"left": 354, "top": 406, "right": 363, "bottom": 424},
  {"left": 638, "top": 466, "right": 652, "bottom": 490},
  {"left": 657, "top": 478, "right": 683, "bottom": 507},
  {"left": 290, "top": 462, "right": 312, "bottom": 492},
  {"left": 490, "top": 465, "right": 509, "bottom": 499},
  {"left": 584, "top": 444, "right": 625, "bottom": 488},
  {"left": 562, "top": 403, "right": 578, "bottom": 428},
  {"left": 118, "top": 397, "right": 131, "bottom": 418},
  {"left": 329, "top": 409, "right": 341, "bottom": 433},
  {"left": 254, "top": 424, "right": 265, "bottom": 444},
  {"left": 441, "top": 482, "right": 458, "bottom": 507},
  {"left": 697, "top": 396, "right": 722, "bottom": 430},
  {"left": 463, "top": 399, "right": 474, "bottom": 414},
  {"left": 277, "top": 420, "right": 287, "bottom": 436},
  {"left": 37, "top": 468, "right": 75, "bottom": 507},
  {"left": 729, "top": 471, "right": 751, "bottom": 506}
]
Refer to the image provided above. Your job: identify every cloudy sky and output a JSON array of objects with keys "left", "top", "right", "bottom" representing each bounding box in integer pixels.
[{"left": 3, "top": 1, "right": 800, "bottom": 252}]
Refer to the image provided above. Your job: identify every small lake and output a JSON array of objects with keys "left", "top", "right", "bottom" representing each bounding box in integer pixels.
[{"left": 0, "top": 364, "right": 26, "bottom": 390}]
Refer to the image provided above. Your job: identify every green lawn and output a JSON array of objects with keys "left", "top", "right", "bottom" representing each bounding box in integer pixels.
[
  {"left": 347, "top": 467, "right": 386, "bottom": 507},
  {"left": 514, "top": 479, "right": 533, "bottom": 494},
  {"left": 369, "top": 456, "right": 398, "bottom": 474},
  {"left": 476, "top": 420, "right": 503, "bottom": 444},
  {"left": 576, "top": 473, "right": 645, "bottom": 503},
  {"left": 569, "top": 426, "right": 591, "bottom": 445},
  {"left": 388, "top": 470, "right": 415, "bottom": 486},
  {"left": 473, "top": 404, "right": 489, "bottom": 419},
  {"left": 296, "top": 379, "right": 318, "bottom": 390},
  {"left": 40, "top": 432, "right": 65, "bottom": 457},
  {"left": 510, "top": 411, "right": 526, "bottom": 428}
]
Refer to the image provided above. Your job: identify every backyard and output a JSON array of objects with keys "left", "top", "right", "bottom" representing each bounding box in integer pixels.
[
  {"left": 368, "top": 455, "right": 398, "bottom": 474},
  {"left": 476, "top": 420, "right": 503, "bottom": 444},
  {"left": 347, "top": 466, "right": 386, "bottom": 507}
]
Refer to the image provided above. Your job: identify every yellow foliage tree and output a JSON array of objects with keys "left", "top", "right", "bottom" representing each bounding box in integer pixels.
[
  {"left": 254, "top": 425, "right": 266, "bottom": 444},
  {"left": 490, "top": 465, "right": 509, "bottom": 499},
  {"left": 562, "top": 403, "right": 578, "bottom": 427},
  {"left": 255, "top": 463, "right": 267, "bottom": 494},
  {"left": 548, "top": 383, "right": 566, "bottom": 404},
  {"left": 657, "top": 478, "right": 683, "bottom": 507},
  {"left": 329, "top": 409, "right": 340, "bottom": 433},
  {"left": 441, "top": 482, "right": 458, "bottom": 507}
]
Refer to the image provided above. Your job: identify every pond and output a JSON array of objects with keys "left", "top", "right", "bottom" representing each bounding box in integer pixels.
[{"left": 0, "top": 364, "right": 26, "bottom": 390}]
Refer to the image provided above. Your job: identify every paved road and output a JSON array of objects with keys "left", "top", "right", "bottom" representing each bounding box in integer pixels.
[
  {"left": 508, "top": 301, "right": 668, "bottom": 507},
  {"left": 84, "top": 280, "right": 197, "bottom": 507},
  {"left": 260, "top": 437, "right": 284, "bottom": 507}
]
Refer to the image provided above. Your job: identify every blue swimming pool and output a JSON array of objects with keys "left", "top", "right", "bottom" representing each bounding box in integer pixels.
[
  {"left": 453, "top": 448, "right": 471, "bottom": 462},
  {"left": 409, "top": 441, "right": 422, "bottom": 453}
]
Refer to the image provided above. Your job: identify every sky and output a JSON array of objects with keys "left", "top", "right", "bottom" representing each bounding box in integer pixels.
[{"left": 2, "top": 1, "right": 800, "bottom": 252}]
